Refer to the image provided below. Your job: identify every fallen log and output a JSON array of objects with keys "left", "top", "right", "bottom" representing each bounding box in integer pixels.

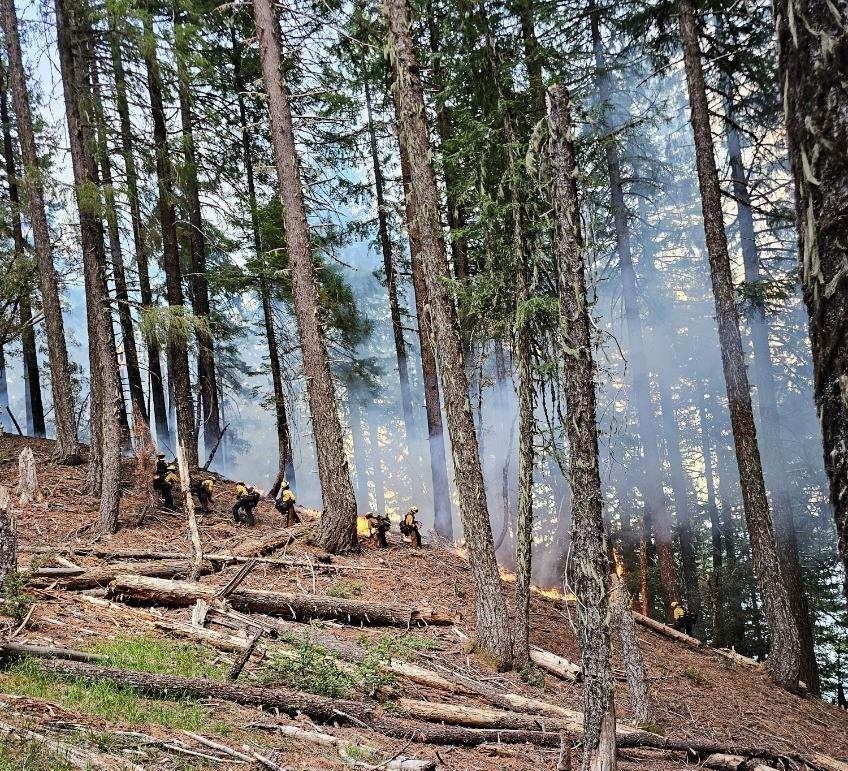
[
  {"left": 805, "top": 754, "right": 848, "bottom": 771},
  {"left": 108, "top": 575, "right": 455, "bottom": 626},
  {"left": 51, "top": 560, "right": 213, "bottom": 590},
  {"left": 256, "top": 722, "right": 436, "bottom": 770},
  {"left": 633, "top": 612, "right": 758, "bottom": 668},
  {"left": 0, "top": 641, "right": 106, "bottom": 663},
  {"left": 396, "top": 698, "right": 576, "bottom": 732},
  {"left": 528, "top": 646, "right": 581, "bottom": 682},
  {"left": 229, "top": 521, "right": 311, "bottom": 558},
  {"left": 37, "top": 658, "right": 365, "bottom": 723},
  {"left": 703, "top": 753, "right": 779, "bottom": 771},
  {"left": 0, "top": 719, "right": 142, "bottom": 770}
]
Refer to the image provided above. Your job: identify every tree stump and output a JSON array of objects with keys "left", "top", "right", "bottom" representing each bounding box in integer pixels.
[
  {"left": 16, "top": 447, "right": 42, "bottom": 505},
  {"left": 0, "top": 485, "right": 17, "bottom": 589}
]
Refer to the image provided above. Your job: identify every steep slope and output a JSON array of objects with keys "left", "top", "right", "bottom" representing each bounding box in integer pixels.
[{"left": 0, "top": 434, "right": 845, "bottom": 770}]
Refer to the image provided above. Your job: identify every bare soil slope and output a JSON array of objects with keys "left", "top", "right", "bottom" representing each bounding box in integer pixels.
[{"left": 0, "top": 435, "right": 845, "bottom": 771}]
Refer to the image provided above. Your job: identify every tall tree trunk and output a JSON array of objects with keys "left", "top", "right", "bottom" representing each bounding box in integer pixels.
[
  {"left": 142, "top": 14, "right": 197, "bottom": 467},
  {"left": 677, "top": 0, "right": 800, "bottom": 689},
  {"left": 394, "top": 95, "right": 453, "bottom": 540},
  {"left": 774, "top": 0, "right": 848, "bottom": 611},
  {"left": 725, "top": 88, "right": 819, "bottom": 693},
  {"left": 363, "top": 70, "right": 416, "bottom": 443},
  {"left": 229, "top": 25, "right": 294, "bottom": 485},
  {"left": 423, "top": 0, "right": 469, "bottom": 281},
  {"left": 697, "top": 389, "right": 726, "bottom": 646},
  {"left": 590, "top": 1, "right": 679, "bottom": 614},
  {"left": 89, "top": 57, "right": 147, "bottom": 434},
  {"left": 54, "top": 0, "right": 122, "bottom": 533},
  {"left": 252, "top": 0, "right": 358, "bottom": 552},
  {"left": 0, "top": 345, "right": 10, "bottom": 432},
  {"left": 387, "top": 0, "right": 511, "bottom": 668},
  {"left": 0, "top": 63, "right": 44, "bottom": 437},
  {"left": 348, "top": 393, "right": 370, "bottom": 510},
  {"left": 107, "top": 11, "right": 168, "bottom": 445},
  {"left": 547, "top": 83, "right": 616, "bottom": 771},
  {"left": 656, "top": 370, "right": 700, "bottom": 621},
  {"left": 0, "top": 0, "right": 78, "bottom": 462},
  {"left": 512, "top": 0, "right": 543, "bottom": 114},
  {"left": 175, "top": 10, "right": 221, "bottom": 454}
]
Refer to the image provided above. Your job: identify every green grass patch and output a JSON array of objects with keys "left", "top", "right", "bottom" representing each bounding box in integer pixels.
[
  {"left": 325, "top": 580, "right": 363, "bottom": 599},
  {"left": 261, "top": 637, "right": 356, "bottom": 697},
  {"left": 681, "top": 666, "right": 708, "bottom": 687},
  {"left": 0, "top": 740, "right": 76, "bottom": 771},
  {"left": 1, "top": 658, "right": 208, "bottom": 730},
  {"left": 90, "top": 635, "right": 227, "bottom": 680}
]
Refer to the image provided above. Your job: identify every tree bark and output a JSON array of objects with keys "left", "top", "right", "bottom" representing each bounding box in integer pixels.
[
  {"left": 175, "top": 9, "right": 221, "bottom": 454},
  {"left": 252, "top": 0, "right": 358, "bottom": 552},
  {"left": 677, "top": 0, "right": 800, "bottom": 688},
  {"left": 774, "top": 0, "right": 848, "bottom": 611},
  {"left": 363, "top": 69, "right": 416, "bottom": 443},
  {"left": 89, "top": 58, "right": 147, "bottom": 435},
  {"left": 0, "top": 485, "right": 15, "bottom": 589},
  {"left": 229, "top": 25, "right": 294, "bottom": 485},
  {"left": 395, "top": 125, "right": 453, "bottom": 539},
  {"left": 723, "top": 70, "right": 819, "bottom": 692},
  {"left": 590, "top": 0, "right": 679, "bottom": 614},
  {"left": 0, "top": 60, "right": 44, "bottom": 438},
  {"left": 386, "top": 0, "right": 511, "bottom": 667},
  {"left": 141, "top": 13, "right": 197, "bottom": 467},
  {"left": 54, "top": 0, "right": 122, "bottom": 534},
  {"left": 547, "top": 83, "right": 617, "bottom": 771},
  {"left": 107, "top": 11, "right": 168, "bottom": 445},
  {"left": 0, "top": 0, "right": 79, "bottom": 462}
]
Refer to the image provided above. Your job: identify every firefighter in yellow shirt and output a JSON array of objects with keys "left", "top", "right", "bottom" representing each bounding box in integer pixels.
[
  {"left": 670, "top": 600, "right": 693, "bottom": 636},
  {"left": 191, "top": 477, "right": 214, "bottom": 514},
  {"left": 274, "top": 480, "right": 299, "bottom": 527}
]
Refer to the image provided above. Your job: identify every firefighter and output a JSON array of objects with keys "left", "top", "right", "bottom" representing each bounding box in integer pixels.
[
  {"left": 232, "top": 481, "right": 249, "bottom": 524},
  {"left": 191, "top": 477, "right": 215, "bottom": 514},
  {"left": 670, "top": 600, "right": 694, "bottom": 636},
  {"left": 399, "top": 506, "right": 422, "bottom": 548},
  {"left": 365, "top": 512, "right": 391, "bottom": 548},
  {"left": 243, "top": 485, "right": 261, "bottom": 527},
  {"left": 155, "top": 453, "right": 168, "bottom": 478},
  {"left": 274, "top": 480, "right": 299, "bottom": 527},
  {"left": 158, "top": 463, "right": 181, "bottom": 511}
]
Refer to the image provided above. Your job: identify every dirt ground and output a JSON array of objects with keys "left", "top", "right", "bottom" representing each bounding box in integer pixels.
[{"left": 0, "top": 434, "right": 846, "bottom": 770}]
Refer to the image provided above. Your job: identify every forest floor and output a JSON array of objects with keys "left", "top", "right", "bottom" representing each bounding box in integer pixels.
[{"left": 0, "top": 433, "right": 846, "bottom": 771}]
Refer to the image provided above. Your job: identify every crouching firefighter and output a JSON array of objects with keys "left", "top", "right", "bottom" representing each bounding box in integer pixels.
[
  {"left": 365, "top": 512, "right": 391, "bottom": 548},
  {"left": 399, "top": 507, "right": 422, "bottom": 548},
  {"left": 233, "top": 482, "right": 260, "bottom": 527},
  {"left": 191, "top": 477, "right": 214, "bottom": 514},
  {"left": 274, "top": 480, "right": 299, "bottom": 527}
]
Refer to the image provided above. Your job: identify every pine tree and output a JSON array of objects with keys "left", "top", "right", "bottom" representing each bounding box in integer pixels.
[
  {"left": 0, "top": 0, "right": 79, "bottom": 462},
  {"left": 252, "top": 0, "right": 359, "bottom": 553},
  {"left": 386, "top": 0, "right": 511, "bottom": 667}
]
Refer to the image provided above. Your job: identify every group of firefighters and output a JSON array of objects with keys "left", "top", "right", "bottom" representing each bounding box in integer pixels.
[
  {"left": 150, "top": 455, "right": 421, "bottom": 546},
  {"left": 151, "top": 455, "right": 298, "bottom": 528}
]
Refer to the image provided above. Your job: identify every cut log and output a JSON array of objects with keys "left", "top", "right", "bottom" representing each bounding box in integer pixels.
[
  {"left": 396, "top": 698, "right": 576, "bottom": 732},
  {"left": 0, "top": 485, "right": 16, "bottom": 589},
  {"left": 50, "top": 560, "right": 213, "bottom": 590},
  {"left": 37, "top": 658, "right": 365, "bottom": 722},
  {"left": 529, "top": 646, "right": 581, "bottom": 682},
  {"left": 16, "top": 447, "right": 43, "bottom": 505},
  {"left": 107, "top": 574, "right": 455, "bottom": 626}
]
